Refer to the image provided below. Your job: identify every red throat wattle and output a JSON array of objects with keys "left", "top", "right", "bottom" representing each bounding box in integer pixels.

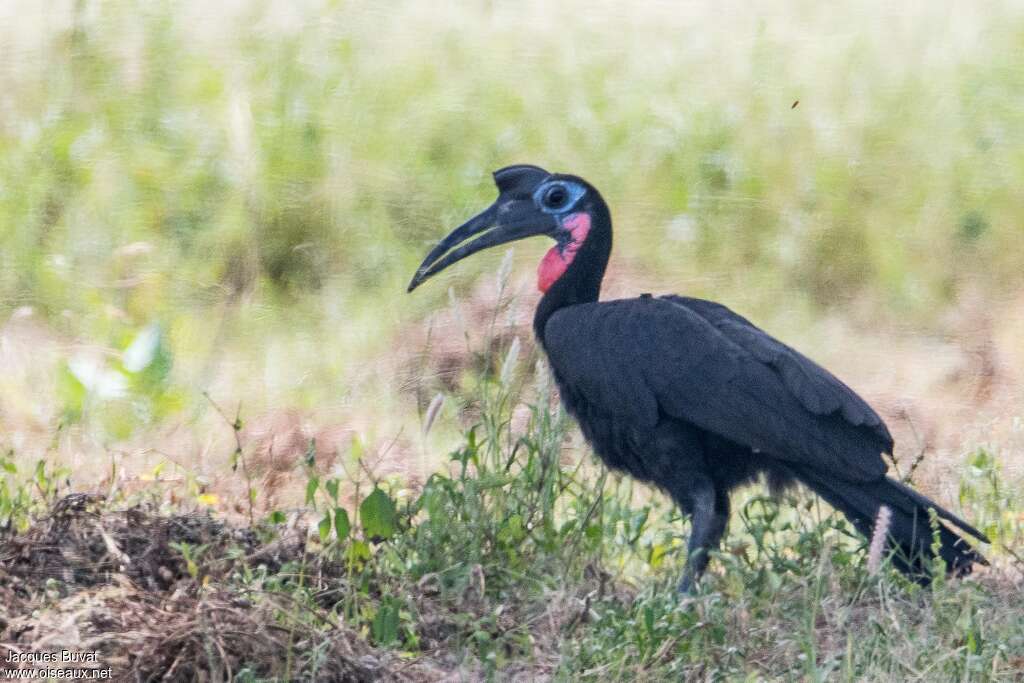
[{"left": 537, "top": 212, "right": 591, "bottom": 293}]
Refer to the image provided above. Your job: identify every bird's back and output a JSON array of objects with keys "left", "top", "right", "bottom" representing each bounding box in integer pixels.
[{"left": 539, "top": 294, "right": 892, "bottom": 482}]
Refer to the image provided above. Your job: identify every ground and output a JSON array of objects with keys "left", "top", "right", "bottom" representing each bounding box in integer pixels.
[{"left": 1, "top": 286, "right": 1023, "bottom": 679}]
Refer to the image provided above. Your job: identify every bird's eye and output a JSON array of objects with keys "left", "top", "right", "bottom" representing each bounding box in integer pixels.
[
  {"left": 534, "top": 180, "right": 585, "bottom": 213},
  {"left": 543, "top": 184, "right": 569, "bottom": 209}
]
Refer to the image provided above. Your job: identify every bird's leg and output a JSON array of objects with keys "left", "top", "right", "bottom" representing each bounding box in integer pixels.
[
  {"left": 646, "top": 423, "right": 729, "bottom": 593},
  {"left": 676, "top": 478, "right": 730, "bottom": 594}
]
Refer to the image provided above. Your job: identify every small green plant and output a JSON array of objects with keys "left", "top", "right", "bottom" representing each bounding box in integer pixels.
[
  {"left": 0, "top": 455, "right": 35, "bottom": 532},
  {"left": 169, "top": 540, "right": 207, "bottom": 581},
  {"left": 0, "top": 456, "right": 72, "bottom": 532},
  {"left": 959, "top": 447, "right": 1024, "bottom": 551}
]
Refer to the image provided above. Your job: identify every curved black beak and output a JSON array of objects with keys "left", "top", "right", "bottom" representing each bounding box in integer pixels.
[{"left": 407, "top": 200, "right": 555, "bottom": 292}]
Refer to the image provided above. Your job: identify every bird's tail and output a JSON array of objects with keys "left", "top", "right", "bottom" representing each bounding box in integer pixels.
[{"left": 788, "top": 466, "right": 988, "bottom": 579}]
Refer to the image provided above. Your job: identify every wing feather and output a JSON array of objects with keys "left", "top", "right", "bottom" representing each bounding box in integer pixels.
[
  {"left": 662, "top": 296, "right": 890, "bottom": 439},
  {"left": 543, "top": 296, "right": 890, "bottom": 482}
]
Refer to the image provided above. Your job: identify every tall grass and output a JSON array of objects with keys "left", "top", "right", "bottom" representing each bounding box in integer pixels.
[
  {"left": 7, "top": 2, "right": 1024, "bottom": 314},
  {"left": 3, "top": 0, "right": 1024, "bottom": 446}
]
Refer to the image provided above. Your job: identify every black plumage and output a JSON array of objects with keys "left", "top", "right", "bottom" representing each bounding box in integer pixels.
[{"left": 409, "top": 164, "right": 987, "bottom": 591}]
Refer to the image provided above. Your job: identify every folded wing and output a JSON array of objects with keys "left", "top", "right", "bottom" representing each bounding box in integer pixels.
[{"left": 543, "top": 295, "right": 891, "bottom": 482}]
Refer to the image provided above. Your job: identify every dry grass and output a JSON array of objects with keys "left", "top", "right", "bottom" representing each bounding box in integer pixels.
[
  {"left": 3, "top": 277, "right": 1021, "bottom": 520},
  {"left": 0, "top": 492, "right": 621, "bottom": 680},
  {"left": 0, "top": 494, "right": 458, "bottom": 680}
]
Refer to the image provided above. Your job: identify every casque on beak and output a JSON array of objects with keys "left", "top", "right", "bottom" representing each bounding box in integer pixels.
[{"left": 407, "top": 167, "right": 557, "bottom": 292}]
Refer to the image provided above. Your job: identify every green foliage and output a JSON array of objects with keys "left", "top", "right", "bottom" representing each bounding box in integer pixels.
[
  {"left": 50, "top": 320, "right": 183, "bottom": 439},
  {"left": 238, "top": 317, "right": 1020, "bottom": 679},
  {"left": 4, "top": 367, "right": 1023, "bottom": 680},
  {"left": 959, "top": 447, "right": 1024, "bottom": 550},
  {"left": 5, "top": 0, "right": 1024, "bottom": 441},
  {"left": 370, "top": 594, "right": 403, "bottom": 647},
  {"left": 360, "top": 488, "right": 398, "bottom": 542},
  {"left": 0, "top": 457, "right": 71, "bottom": 531},
  {"left": 169, "top": 540, "right": 206, "bottom": 580}
]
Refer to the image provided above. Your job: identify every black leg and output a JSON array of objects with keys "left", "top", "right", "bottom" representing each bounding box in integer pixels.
[
  {"left": 644, "top": 422, "right": 730, "bottom": 594},
  {"left": 677, "top": 479, "right": 730, "bottom": 594}
]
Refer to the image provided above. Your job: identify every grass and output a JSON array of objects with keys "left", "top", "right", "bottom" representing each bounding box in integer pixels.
[
  {"left": 2, "top": 0, "right": 1024, "bottom": 679},
  {"left": 2, "top": 339, "right": 1023, "bottom": 680},
  {"left": 4, "top": 0, "right": 1024, "bottom": 449}
]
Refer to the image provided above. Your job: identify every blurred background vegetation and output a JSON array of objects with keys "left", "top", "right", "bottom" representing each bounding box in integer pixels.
[{"left": 1, "top": 0, "right": 1022, "bottom": 486}]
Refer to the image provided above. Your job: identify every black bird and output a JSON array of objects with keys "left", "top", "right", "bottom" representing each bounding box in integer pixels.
[{"left": 408, "top": 165, "right": 987, "bottom": 591}]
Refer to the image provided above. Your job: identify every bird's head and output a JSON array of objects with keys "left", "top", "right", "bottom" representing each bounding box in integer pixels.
[{"left": 407, "top": 165, "right": 606, "bottom": 294}]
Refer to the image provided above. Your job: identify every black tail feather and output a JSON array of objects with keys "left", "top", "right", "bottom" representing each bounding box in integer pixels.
[{"left": 790, "top": 466, "right": 988, "bottom": 580}]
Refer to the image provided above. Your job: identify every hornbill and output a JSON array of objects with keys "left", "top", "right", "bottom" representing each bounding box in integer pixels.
[{"left": 407, "top": 164, "right": 987, "bottom": 592}]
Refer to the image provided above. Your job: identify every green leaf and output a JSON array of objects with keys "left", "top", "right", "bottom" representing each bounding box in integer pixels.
[
  {"left": 124, "top": 324, "right": 174, "bottom": 402},
  {"left": 628, "top": 508, "right": 650, "bottom": 543},
  {"left": 318, "top": 513, "right": 332, "bottom": 542},
  {"left": 34, "top": 460, "right": 48, "bottom": 488},
  {"left": 371, "top": 597, "right": 401, "bottom": 646},
  {"left": 56, "top": 362, "right": 86, "bottom": 423},
  {"left": 649, "top": 544, "right": 668, "bottom": 569},
  {"left": 305, "top": 475, "right": 319, "bottom": 506},
  {"left": 350, "top": 436, "right": 364, "bottom": 462},
  {"left": 360, "top": 487, "right": 397, "bottom": 541},
  {"left": 643, "top": 605, "right": 655, "bottom": 634},
  {"left": 334, "top": 507, "right": 350, "bottom": 539},
  {"left": 266, "top": 510, "right": 286, "bottom": 525},
  {"left": 497, "top": 513, "right": 525, "bottom": 547},
  {"left": 325, "top": 478, "right": 339, "bottom": 502},
  {"left": 122, "top": 323, "right": 161, "bottom": 373},
  {"left": 347, "top": 540, "right": 371, "bottom": 563}
]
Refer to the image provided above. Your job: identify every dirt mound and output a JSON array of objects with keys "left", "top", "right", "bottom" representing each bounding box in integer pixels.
[
  {"left": 0, "top": 494, "right": 267, "bottom": 594},
  {"left": 0, "top": 495, "right": 448, "bottom": 681}
]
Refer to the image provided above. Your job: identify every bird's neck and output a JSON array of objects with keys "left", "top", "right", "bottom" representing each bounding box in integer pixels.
[{"left": 533, "top": 201, "right": 612, "bottom": 341}]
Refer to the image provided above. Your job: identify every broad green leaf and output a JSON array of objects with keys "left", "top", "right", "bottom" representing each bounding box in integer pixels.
[{"left": 360, "top": 487, "right": 397, "bottom": 541}]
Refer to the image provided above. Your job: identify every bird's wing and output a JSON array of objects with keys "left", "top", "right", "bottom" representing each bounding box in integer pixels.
[
  {"left": 662, "top": 296, "right": 893, "bottom": 444},
  {"left": 543, "top": 296, "right": 891, "bottom": 482}
]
